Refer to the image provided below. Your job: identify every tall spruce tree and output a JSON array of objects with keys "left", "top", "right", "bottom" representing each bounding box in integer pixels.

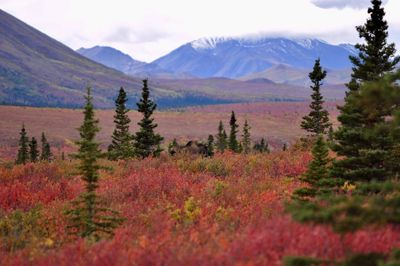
[
  {"left": 40, "top": 132, "right": 52, "bottom": 161},
  {"left": 301, "top": 59, "right": 331, "bottom": 136},
  {"left": 331, "top": 0, "right": 400, "bottom": 182},
  {"left": 16, "top": 124, "right": 29, "bottom": 165},
  {"left": 216, "top": 121, "right": 228, "bottom": 152},
  {"left": 228, "top": 111, "right": 240, "bottom": 152},
  {"left": 108, "top": 87, "right": 134, "bottom": 160},
  {"left": 29, "top": 137, "right": 39, "bottom": 163},
  {"left": 241, "top": 120, "right": 251, "bottom": 154},
  {"left": 133, "top": 80, "right": 163, "bottom": 158},
  {"left": 66, "top": 87, "right": 122, "bottom": 240}
]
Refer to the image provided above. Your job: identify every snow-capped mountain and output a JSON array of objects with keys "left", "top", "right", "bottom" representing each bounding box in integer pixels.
[{"left": 151, "top": 36, "right": 357, "bottom": 78}]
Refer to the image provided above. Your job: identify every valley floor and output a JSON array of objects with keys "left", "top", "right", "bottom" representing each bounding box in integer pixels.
[{"left": 0, "top": 102, "right": 339, "bottom": 159}]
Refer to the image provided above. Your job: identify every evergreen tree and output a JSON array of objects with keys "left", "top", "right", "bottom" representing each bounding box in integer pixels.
[
  {"left": 228, "top": 111, "right": 240, "bottom": 152},
  {"left": 133, "top": 80, "right": 164, "bottom": 158},
  {"left": 293, "top": 135, "right": 331, "bottom": 200},
  {"left": 40, "top": 132, "right": 52, "bottom": 161},
  {"left": 331, "top": 0, "right": 400, "bottom": 183},
  {"left": 241, "top": 120, "right": 251, "bottom": 154},
  {"left": 168, "top": 138, "right": 178, "bottom": 156},
  {"left": 254, "top": 138, "right": 269, "bottom": 153},
  {"left": 207, "top": 135, "right": 214, "bottom": 157},
  {"left": 66, "top": 87, "right": 122, "bottom": 240},
  {"left": 282, "top": 143, "right": 287, "bottom": 151},
  {"left": 108, "top": 87, "right": 134, "bottom": 160},
  {"left": 16, "top": 124, "right": 29, "bottom": 165},
  {"left": 327, "top": 125, "right": 334, "bottom": 142},
  {"left": 301, "top": 59, "right": 331, "bottom": 136},
  {"left": 29, "top": 137, "right": 39, "bottom": 163},
  {"left": 61, "top": 152, "right": 65, "bottom": 161},
  {"left": 216, "top": 121, "right": 228, "bottom": 152}
]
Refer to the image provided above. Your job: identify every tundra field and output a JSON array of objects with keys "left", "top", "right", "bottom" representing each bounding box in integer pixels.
[{"left": 0, "top": 102, "right": 339, "bottom": 160}]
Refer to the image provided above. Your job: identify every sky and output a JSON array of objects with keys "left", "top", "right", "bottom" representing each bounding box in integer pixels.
[{"left": 1, "top": 0, "right": 399, "bottom": 62}]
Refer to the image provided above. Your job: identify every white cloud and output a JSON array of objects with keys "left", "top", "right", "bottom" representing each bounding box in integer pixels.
[
  {"left": 311, "top": 0, "right": 389, "bottom": 10},
  {"left": 0, "top": 0, "right": 399, "bottom": 61}
]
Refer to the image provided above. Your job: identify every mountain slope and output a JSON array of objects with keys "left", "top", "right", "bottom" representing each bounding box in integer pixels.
[
  {"left": 76, "top": 46, "right": 146, "bottom": 74},
  {"left": 151, "top": 37, "right": 357, "bottom": 78},
  {"left": 0, "top": 9, "right": 180, "bottom": 108},
  {"left": 241, "top": 64, "right": 352, "bottom": 87}
]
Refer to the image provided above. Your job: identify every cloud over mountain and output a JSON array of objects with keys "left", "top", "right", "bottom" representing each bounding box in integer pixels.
[{"left": 311, "top": 0, "right": 389, "bottom": 10}]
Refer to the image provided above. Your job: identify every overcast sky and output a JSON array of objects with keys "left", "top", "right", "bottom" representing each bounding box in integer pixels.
[{"left": 1, "top": 0, "right": 399, "bottom": 62}]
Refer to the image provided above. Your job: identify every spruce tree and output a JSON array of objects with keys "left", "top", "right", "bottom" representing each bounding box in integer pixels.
[
  {"left": 16, "top": 124, "right": 29, "bottom": 165},
  {"left": 301, "top": 59, "right": 331, "bottom": 136},
  {"left": 29, "top": 137, "right": 39, "bottom": 163},
  {"left": 133, "top": 80, "right": 163, "bottom": 158},
  {"left": 207, "top": 135, "right": 214, "bottom": 157},
  {"left": 66, "top": 87, "right": 122, "bottom": 240},
  {"left": 254, "top": 138, "right": 269, "bottom": 153},
  {"left": 40, "top": 132, "right": 52, "bottom": 161},
  {"left": 216, "top": 121, "right": 227, "bottom": 152},
  {"left": 228, "top": 111, "right": 240, "bottom": 152},
  {"left": 293, "top": 135, "right": 331, "bottom": 200},
  {"left": 108, "top": 87, "right": 134, "bottom": 160},
  {"left": 331, "top": 0, "right": 400, "bottom": 183},
  {"left": 241, "top": 120, "right": 251, "bottom": 154},
  {"left": 282, "top": 143, "right": 287, "bottom": 151}
]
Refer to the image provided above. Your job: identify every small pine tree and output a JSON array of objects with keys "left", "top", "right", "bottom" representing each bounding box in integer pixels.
[
  {"left": 61, "top": 151, "right": 65, "bottom": 161},
  {"left": 216, "top": 121, "right": 228, "bottom": 152},
  {"left": 282, "top": 143, "right": 288, "bottom": 151},
  {"left": 133, "top": 80, "right": 164, "bottom": 158},
  {"left": 241, "top": 120, "right": 251, "bottom": 154},
  {"left": 168, "top": 138, "right": 178, "bottom": 155},
  {"left": 40, "top": 132, "right": 52, "bottom": 161},
  {"left": 108, "top": 87, "right": 134, "bottom": 160},
  {"left": 228, "top": 111, "right": 240, "bottom": 153},
  {"left": 16, "top": 124, "right": 29, "bottom": 165},
  {"left": 66, "top": 87, "right": 122, "bottom": 240},
  {"left": 293, "top": 135, "right": 331, "bottom": 200},
  {"left": 254, "top": 138, "right": 269, "bottom": 153},
  {"left": 29, "top": 137, "right": 39, "bottom": 163},
  {"left": 301, "top": 58, "right": 331, "bottom": 136},
  {"left": 207, "top": 135, "right": 214, "bottom": 157}
]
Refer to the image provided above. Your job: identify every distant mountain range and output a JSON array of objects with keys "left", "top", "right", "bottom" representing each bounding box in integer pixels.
[
  {"left": 0, "top": 9, "right": 348, "bottom": 109},
  {"left": 78, "top": 37, "right": 357, "bottom": 83}
]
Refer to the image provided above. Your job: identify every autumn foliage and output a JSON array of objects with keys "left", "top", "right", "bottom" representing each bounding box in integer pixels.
[{"left": 2, "top": 150, "right": 400, "bottom": 265}]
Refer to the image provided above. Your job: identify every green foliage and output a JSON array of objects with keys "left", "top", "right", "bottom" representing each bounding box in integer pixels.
[
  {"left": 29, "top": 137, "right": 39, "bottom": 163},
  {"left": 66, "top": 87, "right": 122, "bottom": 241},
  {"left": 216, "top": 120, "right": 228, "bottom": 152},
  {"left": 332, "top": 0, "right": 400, "bottom": 183},
  {"left": 283, "top": 256, "right": 324, "bottom": 266},
  {"left": 108, "top": 87, "right": 134, "bottom": 160},
  {"left": 133, "top": 80, "right": 164, "bottom": 159},
  {"left": 40, "top": 132, "right": 52, "bottom": 161},
  {"left": 228, "top": 111, "right": 240, "bottom": 153},
  {"left": 16, "top": 124, "right": 29, "bottom": 165},
  {"left": 293, "top": 135, "right": 331, "bottom": 200},
  {"left": 241, "top": 120, "right": 251, "bottom": 154},
  {"left": 301, "top": 59, "right": 331, "bottom": 136}
]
